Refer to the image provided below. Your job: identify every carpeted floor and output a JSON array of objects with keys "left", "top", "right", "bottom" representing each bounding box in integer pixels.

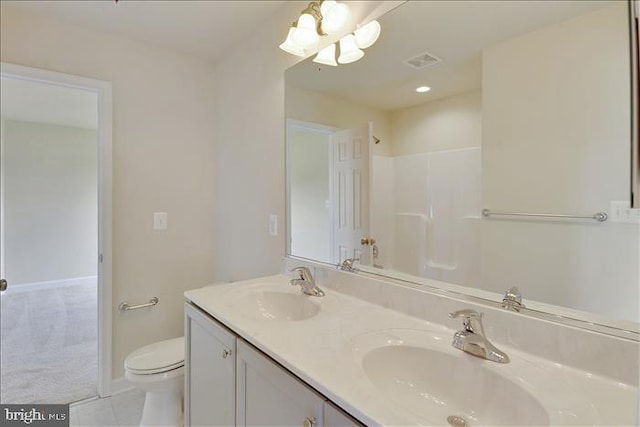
[{"left": 0, "top": 278, "right": 98, "bottom": 404}]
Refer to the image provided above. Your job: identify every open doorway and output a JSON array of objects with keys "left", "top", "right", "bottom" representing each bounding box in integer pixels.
[{"left": 0, "top": 63, "right": 112, "bottom": 403}]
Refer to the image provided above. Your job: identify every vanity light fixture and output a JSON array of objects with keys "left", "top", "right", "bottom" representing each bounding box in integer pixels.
[
  {"left": 279, "top": 1, "right": 381, "bottom": 67},
  {"left": 354, "top": 20, "right": 381, "bottom": 49},
  {"left": 416, "top": 86, "right": 431, "bottom": 93},
  {"left": 319, "top": 0, "right": 351, "bottom": 35},
  {"left": 313, "top": 44, "right": 338, "bottom": 66},
  {"left": 338, "top": 34, "right": 364, "bottom": 64},
  {"left": 292, "top": 12, "right": 320, "bottom": 49},
  {"left": 279, "top": 27, "right": 306, "bottom": 57},
  {"left": 279, "top": 1, "right": 351, "bottom": 57},
  {"left": 312, "top": 19, "right": 382, "bottom": 67}
]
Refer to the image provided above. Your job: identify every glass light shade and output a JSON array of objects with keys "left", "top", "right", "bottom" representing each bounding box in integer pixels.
[
  {"left": 292, "top": 13, "right": 319, "bottom": 49},
  {"left": 279, "top": 27, "right": 305, "bottom": 57},
  {"left": 354, "top": 20, "right": 381, "bottom": 49},
  {"left": 321, "top": 2, "right": 351, "bottom": 35},
  {"left": 320, "top": 0, "right": 336, "bottom": 16},
  {"left": 338, "top": 34, "right": 364, "bottom": 64},
  {"left": 313, "top": 44, "right": 338, "bottom": 66}
]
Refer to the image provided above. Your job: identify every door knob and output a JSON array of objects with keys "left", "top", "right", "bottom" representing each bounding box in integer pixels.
[
  {"left": 0, "top": 279, "right": 7, "bottom": 292},
  {"left": 360, "top": 237, "right": 376, "bottom": 246}
]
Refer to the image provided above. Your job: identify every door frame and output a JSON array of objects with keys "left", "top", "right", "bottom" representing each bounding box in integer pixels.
[{"left": 0, "top": 62, "right": 113, "bottom": 397}]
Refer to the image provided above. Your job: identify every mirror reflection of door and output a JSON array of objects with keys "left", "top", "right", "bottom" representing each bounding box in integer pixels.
[{"left": 331, "top": 122, "right": 371, "bottom": 266}]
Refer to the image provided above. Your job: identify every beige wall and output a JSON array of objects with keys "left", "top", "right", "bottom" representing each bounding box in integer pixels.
[
  {"left": 1, "top": 7, "right": 217, "bottom": 377},
  {"left": 3, "top": 120, "right": 98, "bottom": 285},
  {"left": 286, "top": 85, "right": 392, "bottom": 156},
  {"left": 482, "top": 3, "right": 629, "bottom": 213},
  {"left": 390, "top": 91, "right": 481, "bottom": 156},
  {"left": 480, "top": 3, "right": 638, "bottom": 320}
]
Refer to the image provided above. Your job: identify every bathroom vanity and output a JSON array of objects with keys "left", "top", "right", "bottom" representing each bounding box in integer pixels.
[
  {"left": 184, "top": 290, "right": 360, "bottom": 427},
  {"left": 183, "top": 263, "right": 638, "bottom": 426}
]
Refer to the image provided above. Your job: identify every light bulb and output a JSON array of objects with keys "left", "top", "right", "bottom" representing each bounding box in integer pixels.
[
  {"left": 279, "top": 27, "right": 305, "bottom": 57},
  {"left": 292, "top": 13, "right": 319, "bottom": 49},
  {"left": 354, "top": 20, "right": 381, "bottom": 49},
  {"left": 321, "top": 1, "right": 351, "bottom": 35},
  {"left": 313, "top": 43, "right": 338, "bottom": 66},
  {"left": 338, "top": 34, "right": 364, "bottom": 64}
]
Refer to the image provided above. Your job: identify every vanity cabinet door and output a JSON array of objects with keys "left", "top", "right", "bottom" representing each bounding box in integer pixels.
[
  {"left": 185, "top": 303, "right": 236, "bottom": 427},
  {"left": 323, "top": 402, "right": 364, "bottom": 427},
  {"left": 236, "top": 339, "right": 324, "bottom": 426}
]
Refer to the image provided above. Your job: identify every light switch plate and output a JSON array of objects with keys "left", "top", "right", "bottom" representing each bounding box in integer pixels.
[
  {"left": 154, "top": 212, "right": 168, "bottom": 230},
  {"left": 610, "top": 201, "right": 640, "bottom": 223},
  {"left": 269, "top": 214, "right": 278, "bottom": 236}
]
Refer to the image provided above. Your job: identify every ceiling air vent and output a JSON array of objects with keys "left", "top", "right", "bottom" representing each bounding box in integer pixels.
[{"left": 404, "top": 51, "right": 441, "bottom": 69}]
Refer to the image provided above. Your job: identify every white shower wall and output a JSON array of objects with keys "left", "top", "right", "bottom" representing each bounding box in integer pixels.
[{"left": 373, "top": 148, "right": 482, "bottom": 285}]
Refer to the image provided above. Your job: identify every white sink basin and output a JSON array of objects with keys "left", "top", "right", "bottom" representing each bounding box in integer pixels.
[
  {"left": 238, "top": 290, "right": 320, "bottom": 321},
  {"left": 361, "top": 344, "right": 550, "bottom": 426}
]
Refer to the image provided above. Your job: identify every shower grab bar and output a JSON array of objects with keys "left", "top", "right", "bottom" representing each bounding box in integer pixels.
[
  {"left": 482, "top": 209, "right": 608, "bottom": 222},
  {"left": 118, "top": 297, "right": 159, "bottom": 312}
]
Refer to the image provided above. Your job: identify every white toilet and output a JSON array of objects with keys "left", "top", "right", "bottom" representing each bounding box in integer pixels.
[{"left": 125, "top": 336, "right": 185, "bottom": 427}]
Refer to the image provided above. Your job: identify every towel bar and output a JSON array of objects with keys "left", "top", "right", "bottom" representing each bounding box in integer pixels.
[
  {"left": 482, "top": 209, "right": 607, "bottom": 222},
  {"left": 118, "top": 297, "right": 159, "bottom": 312}
]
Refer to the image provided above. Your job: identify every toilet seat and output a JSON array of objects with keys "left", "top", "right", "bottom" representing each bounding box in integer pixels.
[{"left": 125, "top": 337, "right": 184, "bottom": 375}]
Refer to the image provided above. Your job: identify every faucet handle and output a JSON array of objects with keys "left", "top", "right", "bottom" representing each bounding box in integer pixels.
[
  {"left": 502, "top": 286, "right": 525, "bottom": 311},
  {"left": 449, "top": 309, "right": 484, "bottom": 333},
  {"left": 337, "top": 258, "right": 360, "bottom": 271},
  {"left": 449, "top": 309, "right": 481, "bottom": 319},
  {"left": 290, "top": 266, "right": 313, "bottom": 282}
]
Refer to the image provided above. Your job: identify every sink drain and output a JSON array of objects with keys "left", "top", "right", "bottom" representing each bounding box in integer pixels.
[{"left": 447, "top": 415, "right": 469, "bottom": 427}]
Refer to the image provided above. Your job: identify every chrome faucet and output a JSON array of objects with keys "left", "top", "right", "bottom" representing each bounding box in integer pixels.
[
  {"left": 290, "top": 267, "right": 325, "bottom": 297},
  {"left": 502, "top": 286, "right": 525, "bottom": 312},
  {"left": 449, "top": 309, "right": 509, "bottom": 363},
  {"left": 337, "top": 258, "right": 359, "bottom": 271}
]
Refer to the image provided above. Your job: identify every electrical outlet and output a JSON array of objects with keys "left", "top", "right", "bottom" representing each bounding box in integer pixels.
[
  {"left": 610, "top": 201, "right": 640, "bottom": 223},
  {"left": 154, "top": 212, "right": 168, "bottom": 230},
  {"left": 269, "top": 214, "right": 278, "bottom": 236}
]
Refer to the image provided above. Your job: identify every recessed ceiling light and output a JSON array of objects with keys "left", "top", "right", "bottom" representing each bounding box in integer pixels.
[{"left": 416, "top": 86, "right": 431, "bottom": 93}]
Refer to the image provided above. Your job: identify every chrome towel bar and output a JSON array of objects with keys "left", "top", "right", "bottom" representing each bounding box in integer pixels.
[
  {"left": 118, "top": 297, "right": 159, "bottom": 312},
  {"left": 482, "top": 209, "right": 608, "bottom": 222}
]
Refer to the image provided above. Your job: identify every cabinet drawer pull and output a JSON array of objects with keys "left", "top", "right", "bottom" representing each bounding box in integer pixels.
[
  {"left": 303, "top": 417, "right": 316, "bottom": 427},
  {"left": 222, "top": 349, "right": 232, "bottom": 359}
]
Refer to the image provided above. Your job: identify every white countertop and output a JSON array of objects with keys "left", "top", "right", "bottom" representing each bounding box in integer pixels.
[{"left": 184, "top": 274, "right": 637, "bottom": 426}]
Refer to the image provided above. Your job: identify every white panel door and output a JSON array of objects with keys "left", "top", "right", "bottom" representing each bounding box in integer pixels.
[
  {"left": 331, "top": 122, "right": 372, "bottom": 265},
  {"left": 236, "top": 339, "right": 323, "bottom": 427},
  {"left": 184, "top": 303, "right": 236, "bottom": 427}
]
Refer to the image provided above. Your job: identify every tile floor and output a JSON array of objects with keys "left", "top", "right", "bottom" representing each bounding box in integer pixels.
[{"left": 70, "top": 388, "right": 145, "bottom": 426}]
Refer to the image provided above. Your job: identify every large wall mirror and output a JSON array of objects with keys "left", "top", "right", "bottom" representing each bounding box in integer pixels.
[{"left": 285, "top": 0, "right": 639, "bottom": 334}]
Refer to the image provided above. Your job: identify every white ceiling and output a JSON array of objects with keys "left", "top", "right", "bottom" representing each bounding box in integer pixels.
[
  {"left": 286, "top": 0, "right": 618, "bottom": 112},
  {"left": 1, "top": 0, "right": 287, "bottom": 63},
  {"left": 1, "top": 77, "right": 98, "bottom": 129}
]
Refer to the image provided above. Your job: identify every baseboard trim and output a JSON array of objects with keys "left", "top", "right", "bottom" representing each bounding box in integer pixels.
[
  {"left": 110, "top": 377, "right": 134, "bottom": 396},
  {"left": 69, "top": 378, "right": 132, "bottom": 407}
]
